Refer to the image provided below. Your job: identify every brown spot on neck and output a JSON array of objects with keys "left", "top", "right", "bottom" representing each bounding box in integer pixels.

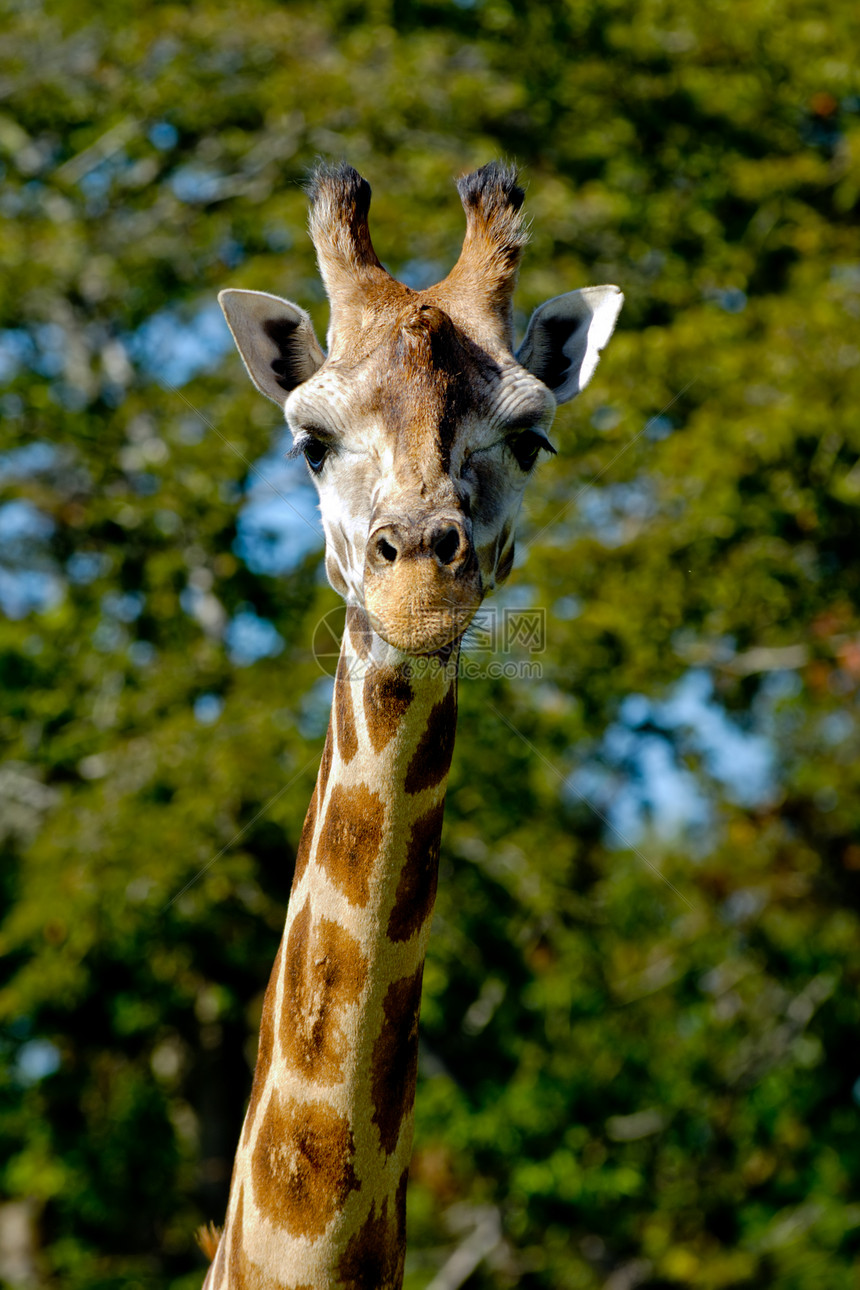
[
  {"left": 281, "top": 897, "right": 368, "bottom": 1083},
  {"left": 370, "top": 967, "right": 424, "bottom": 1156},
  {"left": 291, "top": 779, "right": 319, "bottom": 894},
  {"left": 335, "top": 652, "right": 359, "bottom": 763},
  {"left": 337, "top": 1189, "right": 406, "bottom": 1290},
  {"left": 387, "top": 801, "right": 444, "bottom": 943},
  {"left": 363, "top": 665, "right": 414, "bottom": 753},
  {"left": 316, "top": 783, "right": 384, "bottom": 907},
  {"left": 242, "top": 937, "right": 282, "bottom": 1148},
  {"left": 318, "top": 725, "right": 334, "bottom": 799},
  {"left": 290, "top": 706, "right": 334, "bottom": 897},
  {"left": 404, "top": 686, "right": 457, "bottom": 795},
  {"left": 251, "top": 1090, "right": 359, "bottom": 1239},
  {"left": 346, "top": 605, "right": 372, "bottom": 660},
  {"left": 228, "top": 1186, "right": 245, "bottom": 1285}
]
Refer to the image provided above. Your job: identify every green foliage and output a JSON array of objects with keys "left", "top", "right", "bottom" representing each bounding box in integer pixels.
[{"left": 1, "top": 0, "right": 859, "bottom": 1286}]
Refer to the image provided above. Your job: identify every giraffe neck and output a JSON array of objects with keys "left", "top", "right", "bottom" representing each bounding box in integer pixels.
[{"left": 205, "top": 606, "right": 458, "bottom": 1290}]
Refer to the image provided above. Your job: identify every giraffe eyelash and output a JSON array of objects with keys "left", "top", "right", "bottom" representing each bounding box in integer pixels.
[
  {"left": 506, "top": 428, "right": 557, "bottom": 472},
  {"left": 288, "top": 430, "right": 335, "bottom": 473},
  {"left": 287, "top": 430, "right": 329, "bottom": 459}
]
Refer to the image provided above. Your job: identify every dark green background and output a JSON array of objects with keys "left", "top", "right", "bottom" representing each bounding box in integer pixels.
[{"left": 2, "top": 1, "right": 860, "bottom": 1286}]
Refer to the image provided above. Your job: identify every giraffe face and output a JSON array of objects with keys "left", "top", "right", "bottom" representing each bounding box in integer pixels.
[
  {"left": 219, "top": 162, "right": 623, "bottom": 655},
  {"left": 283, "top": 301, "right": 556, "bottom": 653}
]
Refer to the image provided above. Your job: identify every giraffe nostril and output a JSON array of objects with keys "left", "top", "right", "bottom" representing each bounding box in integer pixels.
[
  {"left": 377, "top": 536, "right": 398, "bottom": 563},
  {"left": 433, "top": 526, "right": 461, "bottom": 566}
]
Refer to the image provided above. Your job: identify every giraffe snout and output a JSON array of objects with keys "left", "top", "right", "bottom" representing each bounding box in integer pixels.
[
  {"left": 366, "top": 515, "right": 472, "bottom": 575},
  {"left": 363, "top": 512, "right": 481, "bottom": 654}
]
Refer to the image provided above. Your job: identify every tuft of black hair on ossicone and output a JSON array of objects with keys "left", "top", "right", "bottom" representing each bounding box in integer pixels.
[
  {"left": 305, "top": 159, "right": 384, "bottom": 280},
  {"left": 455, "top": 160, "right": 525, "bottom": 216},
  {"left": 305, "top": 160, "right": 372, "bottom": 222}
]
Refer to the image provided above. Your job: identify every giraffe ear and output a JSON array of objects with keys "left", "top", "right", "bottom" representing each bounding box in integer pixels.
[
  {"left": 517, "top": 285, "right": 623, "bottom": 404},
  {"left": 218, "top": 289, "right": 325, "bottom": 405}
]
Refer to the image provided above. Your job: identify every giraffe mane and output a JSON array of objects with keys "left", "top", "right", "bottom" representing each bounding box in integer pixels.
[{"left": 196, "top": 1221, "right": 222, "bottom": 1263}]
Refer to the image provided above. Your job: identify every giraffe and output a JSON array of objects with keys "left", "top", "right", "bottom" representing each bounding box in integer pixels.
[{"left": 204, "top": 161, "right": 623, "bottom": 1289}]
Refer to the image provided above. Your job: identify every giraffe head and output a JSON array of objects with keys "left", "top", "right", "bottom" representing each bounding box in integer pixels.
[{"left": 220, "top": 162, "right": 622, "bottom": 655}]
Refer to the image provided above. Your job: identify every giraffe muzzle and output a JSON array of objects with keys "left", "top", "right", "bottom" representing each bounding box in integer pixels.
[
  {"left": 363, "top": 514, "right": 482, "bottom": 653},
  {"left": 367, "top": 515, "right": 471, "bottom": 572}
]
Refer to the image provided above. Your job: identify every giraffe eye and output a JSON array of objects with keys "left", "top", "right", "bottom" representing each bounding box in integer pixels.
[
  {"left": 301, "top": 437, "right": 329, "bottom": 473},
  {"left": 508, "top": 429, "right": 555, "bottom": 472}
]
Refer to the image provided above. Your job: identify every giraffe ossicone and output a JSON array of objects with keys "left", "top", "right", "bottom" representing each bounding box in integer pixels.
[{"left": 204, "top": 161, "right": 622, "bottom": 1288}]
